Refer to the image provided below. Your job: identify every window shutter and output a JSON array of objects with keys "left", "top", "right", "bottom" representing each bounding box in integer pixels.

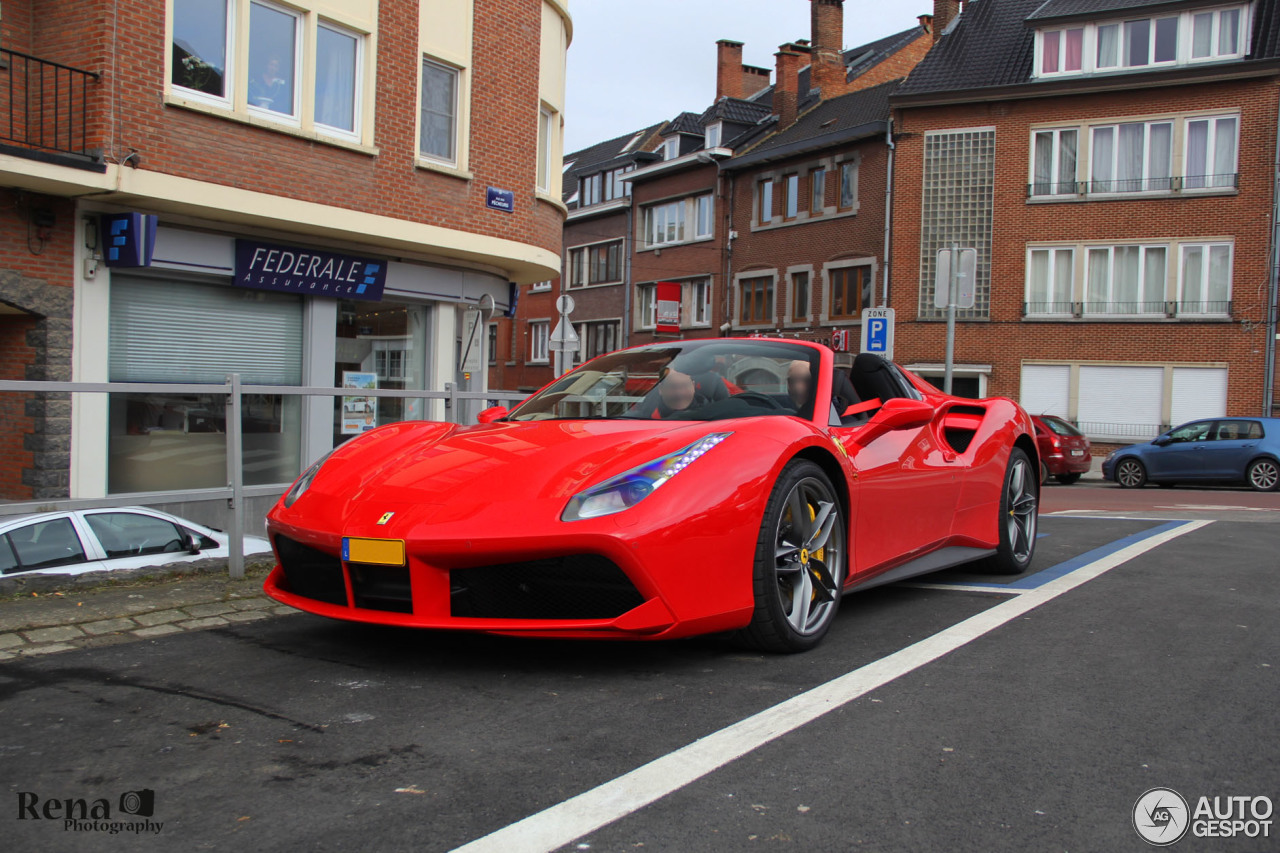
[
  {"left": 1020, "top": 364, "right": 1070, "bottom": 418},
  {"left": 110, "top": 276, "right": 303, "bottom": 385},
  {"left": 1078, "top": 365, "right": 1162, "bottom": 437},
  {"left": 1170, "top": 367, "right": 1227, "bottom": 427}
]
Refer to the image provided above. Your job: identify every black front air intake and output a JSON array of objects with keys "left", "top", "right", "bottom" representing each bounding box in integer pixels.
[
  {"left": 348, "top": 563, "right": 413, "bottom": 614},
  {"left": 274, "top": 535, "right": 348, "bottom": 606},
  {"left": 450, "top": 555, "right": 644, "bottom": 620}
]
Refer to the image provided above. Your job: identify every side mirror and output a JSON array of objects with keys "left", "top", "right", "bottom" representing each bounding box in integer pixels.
[
  {"left": 846, "top": 398, "right": 933, "bottom": 447},
  {"left": 477, "top": 406, "right": 509, "bottom": 424},
  {"left": 1152, "top": 435, "right": 1171, "bottom": 447},
  {"left": 182, "top": 532, "right": 202, "bottom": 555}
]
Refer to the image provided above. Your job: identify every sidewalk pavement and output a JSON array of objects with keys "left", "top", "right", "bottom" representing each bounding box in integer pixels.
[{"left": 0, "top": 558, "right": 297, "bottom": 661}]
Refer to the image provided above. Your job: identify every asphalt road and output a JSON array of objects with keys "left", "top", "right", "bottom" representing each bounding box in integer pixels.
[{"left": 2, "top": 502, "right": 1277, "bottom": 851}]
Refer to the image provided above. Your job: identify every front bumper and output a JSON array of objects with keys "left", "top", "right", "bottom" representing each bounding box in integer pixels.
[{"left": 262, "top": 519, "right": 753, "bottom": 640}]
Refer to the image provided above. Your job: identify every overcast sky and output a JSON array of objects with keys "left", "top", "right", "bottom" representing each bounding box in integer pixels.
[{"left": 563, "top": 0, "right": 929, "bottom": 154}]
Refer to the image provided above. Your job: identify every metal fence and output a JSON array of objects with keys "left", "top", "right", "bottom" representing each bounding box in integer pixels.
[
  {"left": 0, "top": 48, "right": 100, "bottom": 160},
  {"left": 0, "top": 376, "right": 528, "bottom": 577}
]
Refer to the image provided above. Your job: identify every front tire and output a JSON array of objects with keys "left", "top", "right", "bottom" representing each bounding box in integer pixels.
[
  {"left": 1247, "top": 458, "right": 1279, "bottom": 492},
  {"left": 739, "top": 461, "right": 845, "bottom": 654},
  {"left": 979, "top": 447, "right": 1038, "bottom": 575},
  {"left": 1115, "top": 458, "right": 1147, "bottom": 488}
]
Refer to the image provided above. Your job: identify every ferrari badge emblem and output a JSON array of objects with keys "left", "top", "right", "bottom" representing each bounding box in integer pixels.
[{"left": 376, "top": 512, "right": 395, "bottom": 526}]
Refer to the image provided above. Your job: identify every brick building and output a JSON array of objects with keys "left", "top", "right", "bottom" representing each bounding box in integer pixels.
[
  {"left": 889, "top": 0, "right": 1280, "bottom": 440},
  {"left": 0, "top": 0, "right": 570, "bottom": 511},
  {"left": 629, "top": 0, "right": 932, "bottom": 350}
]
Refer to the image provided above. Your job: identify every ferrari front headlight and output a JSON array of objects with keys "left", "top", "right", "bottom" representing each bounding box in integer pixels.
[
  {"left": 283, "top": 450, "right": 334, "bottom": 508},
  {"left": 562, "top": 433, "right": 732, "bottom": 521}
]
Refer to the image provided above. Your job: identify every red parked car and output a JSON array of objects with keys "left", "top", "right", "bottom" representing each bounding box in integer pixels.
[{"left": 1032, "top": 415, "right": 1091, "bottom": 484}]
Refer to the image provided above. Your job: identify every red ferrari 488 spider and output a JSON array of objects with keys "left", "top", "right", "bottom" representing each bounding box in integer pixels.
[{"left": 265, "top": 339, "right": 1040, "bottom": 652}]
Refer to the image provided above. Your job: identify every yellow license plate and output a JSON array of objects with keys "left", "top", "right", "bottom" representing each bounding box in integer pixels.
[{"left": 342, "top": 538, "right": 406, "bottom": 566}]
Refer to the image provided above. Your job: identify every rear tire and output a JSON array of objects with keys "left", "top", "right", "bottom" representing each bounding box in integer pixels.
[
  {"left": 978, "top": 447, "right": 1038, "bottom": 576},
  {"left": 1054, "top": 473, "right": 1081, "bottom": 485},
  {"left": 1247, "top": 458, "right": 1279, "bottom": 492},
  {"left": 1115, "top": 458, "right": 1147, "bottom": 488},
  {"left": 738, "top": 461, "right": 845, "bottom": 654}
]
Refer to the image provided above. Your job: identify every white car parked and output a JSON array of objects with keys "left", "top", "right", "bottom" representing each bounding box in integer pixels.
[{"left": 0, "top": 507, "right": 272, "bottom": 577}]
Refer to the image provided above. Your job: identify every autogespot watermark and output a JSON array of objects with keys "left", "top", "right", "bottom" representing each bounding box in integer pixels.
[
  {"left": 16, "top": 788, "right": 163, "bottom": 836},
  {"left": 1133, "top": 787, "right": 1274, "bottom": 846}
]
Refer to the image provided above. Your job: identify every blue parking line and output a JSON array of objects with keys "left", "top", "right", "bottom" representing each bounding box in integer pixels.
[{"left": 951, "top": 520, "right": 1193, "bottom": 592}]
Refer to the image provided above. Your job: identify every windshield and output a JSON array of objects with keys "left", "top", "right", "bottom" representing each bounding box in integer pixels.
[{"left": 506, "top": 340, "right": 823, "bottom": 422}]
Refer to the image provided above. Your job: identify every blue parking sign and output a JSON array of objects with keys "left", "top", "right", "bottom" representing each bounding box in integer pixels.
[{"left": 859, "top": 307, "right": 895, "bottom": 359}]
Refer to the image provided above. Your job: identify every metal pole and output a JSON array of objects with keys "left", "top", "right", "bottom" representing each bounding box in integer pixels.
[
  {"left": 944, "top": 247, "right": 956, "bottom": 394},
  {"left": 226, "top": 373, "right": 245, "bottom": 579}
]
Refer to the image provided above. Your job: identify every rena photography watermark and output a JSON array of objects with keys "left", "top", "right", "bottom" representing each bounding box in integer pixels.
[
  {"left": 1133, "top": 787, "right": 1274, "bottom": 846},
  {"left": 16, "top": 788, "right": 163, "bottom": 835}
]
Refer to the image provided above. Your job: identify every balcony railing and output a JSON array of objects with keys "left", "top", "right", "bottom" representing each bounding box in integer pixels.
[
  {"left": 1077, "top": 421, "right": 1166, "bottom": 441},
  {"left": 1028, "top": 173, "right": 1239, "bottom": 199},
  {"left": 0, "top": 48, "right": 102, "bottom": 165},
  {"left": 1023, "top": 300, "right": 1232, "bottom": 318}
]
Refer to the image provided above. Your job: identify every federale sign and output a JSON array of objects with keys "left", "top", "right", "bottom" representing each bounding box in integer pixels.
[{"left": 234, "top": 239, "right": 388, "bottom": 302}]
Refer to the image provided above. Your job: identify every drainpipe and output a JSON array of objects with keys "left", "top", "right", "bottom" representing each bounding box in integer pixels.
[
  {"left": 725, "top": 168, "right": 735, "bottom": 335},
  {"left": 623, "top": 198, "right": 634, "bottom": 345},
  {"left": 1266, "top": 96, "right": 1280, "bottom": 416},
  {"left": 881, "top": 116, "right": 895, "bottom": 308}
]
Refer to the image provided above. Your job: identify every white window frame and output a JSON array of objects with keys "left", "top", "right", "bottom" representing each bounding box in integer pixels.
[
  {"left": 1025, "top": 247, "right": 1076, "bottom": 316},
  {"left": 1177, "top": 242, "right": 1233, "bottom": 316},
  {"left": 420, "top": 57, "right": 460, "bottom": 165},
  {"left": 537, "top": 105, "right": 555, "bottom": 192},
  {"left": 246, "top": 0, "right": 304, "bottom": 126},
  {"left": 642, "top": 199, "right": 687, "bottom": 248},
  {"left": 579, "top": 172, "right": 601, "bottom": 206},
  {"left": 692, "top": 279, "right": 711, "bottom": 327},
  {"left": 528, "top": 320, "right": 549, "bottom": 363},
  {"left": 663, "top": 138, "right": 680, "bottom": 160},
  {"left": 1183, "top": 114, "right": 1239, "bottom": 190},
  {"left": 1030, "top": 127, "right": 1079, "bottom": 197},
  {"left": 313, "top": 19, "right": 363, "bottom": 141},
  {"left": 695, "top": 194, "right": 714, "bottom": 239},
  {"left": 705, "top": 122, "right": 722, "bottom": 149},
  {"left": 1032, "top": 4, "right": 1251, "bottom": 80},
  {"left": 171, "top": 0, "right": 236, "bottom": 109},
  {"left": 1085, "top": 243, "right": 1169, "bottom": 316},
  {"left": 1089, "top": 120, "right": 1173, "bottom": 194},
  {"left": 636, "top": 284, "right": 657, "bottom": 329}
]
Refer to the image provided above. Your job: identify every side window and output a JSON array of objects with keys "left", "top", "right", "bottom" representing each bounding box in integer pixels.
[
  {"left": 1169, "top": 421, "right": 1212, "bottom": 442},
  {"left": 0, "top": 535, "right": 19, "bottom": 575},
  {"left": 7, "top": 518, "right": 87, "bottom": 571},
  {"left": 85, "top": 513, "right": 185, "bottom": 558},
  {"left": 1214, "top": 420, "right": 1264, "bottom": 441}
]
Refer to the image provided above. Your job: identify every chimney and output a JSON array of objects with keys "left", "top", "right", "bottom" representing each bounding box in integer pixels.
[
  {"left": 741, "top": 65, "right": 771, "bottom": 99},
  {"left": 716, "top": 40, "right": 745, "bottom": 100},
  {"left": 774, "top": 46, "right": 802, "bottom": 129},
  {"left": 810, "top": 0, "right": 846, "bottom": 100},
  {"left": 918, "top": 14, "right": 933, "bottom": 35},
  {"left": 933, "top": 0, "right": 961, "bottom": 41}
]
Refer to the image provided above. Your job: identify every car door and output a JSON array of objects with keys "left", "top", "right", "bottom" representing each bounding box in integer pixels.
[
  {"left": 1, "top": 515, "right": 102, "bottom": 575},
  {"left": 831, "top": 366, "right": 959, "bottom": 576},
  {"left": 1146, "top": 420, "right": 1214, "bottom": 481},
  {"left": 1202, "top": 420, "right": 1265, "bottom": 481}
]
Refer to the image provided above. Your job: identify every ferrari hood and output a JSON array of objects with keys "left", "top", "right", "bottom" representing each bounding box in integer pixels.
[{"left": 292, "top": 418, "right": 746, "bottom": 526}]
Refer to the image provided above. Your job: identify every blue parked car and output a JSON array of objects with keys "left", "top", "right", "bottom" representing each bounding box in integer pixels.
[{"left": 1102, "top": 417, "right": 1280, "bottom": 491}]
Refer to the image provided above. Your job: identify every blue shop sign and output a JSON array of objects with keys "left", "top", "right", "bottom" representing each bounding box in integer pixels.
[
  {"left": 233, "top": 239, "right": 388, "bottom": 301},
  {"left": 486, "top": 187, "right": 514, "bottom": 213},
  {"left": 100, "top": 213, "right": 158, "bottom": 267}
]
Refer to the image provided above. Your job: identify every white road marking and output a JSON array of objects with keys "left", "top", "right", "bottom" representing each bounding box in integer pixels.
[{"left": 450, "top": 520, "right": 1212, "bottom": 853}]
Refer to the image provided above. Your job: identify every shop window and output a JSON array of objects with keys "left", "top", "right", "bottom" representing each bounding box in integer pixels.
[
  {"left": 108, "top": 277, "right": 303, "bottom": 493},
  {"left": 334, "top": 300, "right": 429, "bottom": 441}
]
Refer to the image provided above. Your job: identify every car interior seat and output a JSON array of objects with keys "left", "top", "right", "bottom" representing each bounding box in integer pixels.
[{"left": 849, "top": 353, "right": 905, "bottom": 404}]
